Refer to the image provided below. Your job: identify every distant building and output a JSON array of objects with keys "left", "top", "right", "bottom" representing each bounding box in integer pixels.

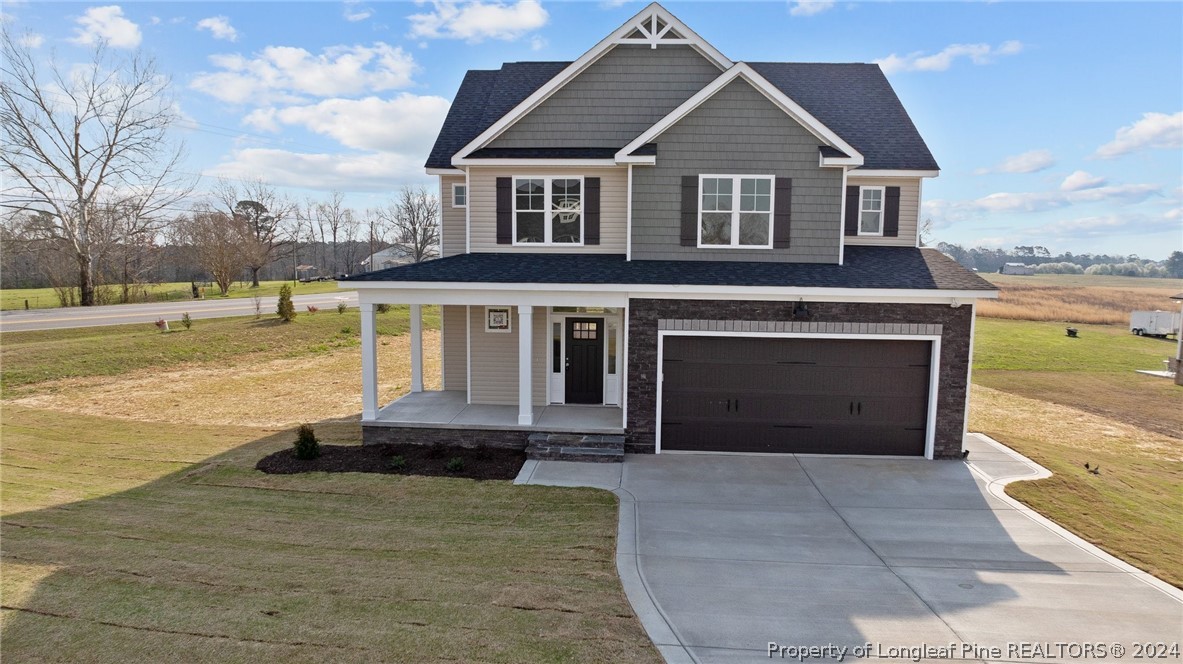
[
  {"left": 999, "top": 263, "right": 1035, "bottom": 275},
  {"left": 361, "top": 246, "right": 412, "bottom": 272}
]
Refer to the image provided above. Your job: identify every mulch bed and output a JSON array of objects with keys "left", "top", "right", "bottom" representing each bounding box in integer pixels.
[{"left": 255, "top": 443, "right": 525, "bottom": 480}]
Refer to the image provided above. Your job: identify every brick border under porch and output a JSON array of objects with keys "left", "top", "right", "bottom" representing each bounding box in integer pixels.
[{"left": 624, "top": 298, "right": 975, "bottom": 459}]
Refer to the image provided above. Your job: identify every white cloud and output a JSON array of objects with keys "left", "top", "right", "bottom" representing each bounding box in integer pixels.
[
  {"left": 876, "top": 40, "right": 1022, "bottom": 74},
  {"left": 17, "top": 32, "right": 43, "bottom": 48},
  {"left": 149, "top": 16, "right": 161, "bottom": 26},
  {"left": 1060, "top": 170, "right": 1108, "bottom": 192},
  {"left": 191, "top": 43, "right": 417, "bottom": 105},
  {"left": 924, "top": 182, "right": 1162, "bottom": 222},
  {"left": 344, "top": 1, "right": 373, "bottom": 22},
  {"left": 245, "top": 94, "right": 450, "bottom": 152},
  {"left": 600, "top": 0, "right": 631, "bottom": 7},
  {"left": 196, "top": 16, "right": 238, "bottom": 42},
  {"left": 1093, "top": 111, "right": 1183, "bottom": 159},
  {"left": 206, "top": 148, "right": 431, "bottom": 192},
  {"left": 1031, "top": 212, "right": 1180, "bottom": 239},
  {"left": 408, "top": 0, "right": 548, "bottom": 42},
  {"left": 69, "top": 5, "right": 142, "bottom": 49},
  {"left": 974, "top": 149, "right": 1055, "bottom": 175},
  {"left": 789, "top": 0, "right": 835, "bottom": 17},
  {"left": 530, "top": 35, "right": 547, "bottom": 51}
]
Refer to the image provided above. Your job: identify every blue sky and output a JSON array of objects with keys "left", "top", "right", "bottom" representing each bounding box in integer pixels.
[{"left": 4, "top": 1, "right": 1181, "bottom": 258}]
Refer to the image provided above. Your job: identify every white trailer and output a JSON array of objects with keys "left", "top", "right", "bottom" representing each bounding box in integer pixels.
[{"left": 1129, "top": 310, "right": 1181, "bottom": 338}]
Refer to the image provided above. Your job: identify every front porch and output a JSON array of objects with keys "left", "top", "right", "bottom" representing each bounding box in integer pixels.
[{"left": 371, "top": 390, "right": 623, "bottom": 434}]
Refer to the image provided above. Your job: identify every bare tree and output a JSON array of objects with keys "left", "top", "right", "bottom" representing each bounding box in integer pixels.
[
  {"left": 214, "top": 178, "right": 296, "bottom": 287},
  {"left": 173, "top": 207, "right": 247, "bottom": 296},
  {"left": 919, "top": 217, "right": 934, "bottom": 247},
  {"left": 0, "top": 30, "right": 191, "bottom": 305},
  {"left": 310, "top": 190, "right": 355, "bottom": 275},
  {"left": 377, "top": 186, "right": 439, "bottom": 264}
]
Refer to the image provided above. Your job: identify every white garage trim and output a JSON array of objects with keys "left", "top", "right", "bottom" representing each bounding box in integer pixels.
[{"left": 655, "top": 330, "right": 942, "bottom": 459}]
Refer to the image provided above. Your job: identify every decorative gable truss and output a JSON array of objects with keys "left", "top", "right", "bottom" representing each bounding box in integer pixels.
[{"left": 451, "top": 2, "right": 731, "bottom": 167}]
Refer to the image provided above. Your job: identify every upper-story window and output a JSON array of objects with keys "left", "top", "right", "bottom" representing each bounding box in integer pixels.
[
  {"left": 699, "top": 175, "right": 773, "bottom": 248},
  {"left": 858, "top": 186, "right": 884, "bottom": 235},
  {"left": 515, "top": 177, "right": 582, "bottom": 245},
  {"left": 452, "top": 183, "right": 467, "bottom": 208}
]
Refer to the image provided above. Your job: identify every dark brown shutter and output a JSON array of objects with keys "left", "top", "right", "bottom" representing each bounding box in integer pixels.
[
  {"left": 844, "top": 185, "right": 860, "bottom": 236},
  {"left": 584, "top": 177, "right": 600, "bottom": 245},
  {"left": 496, "top": 177, "right": 512, "bottom": 244},
  {"left": 681, "top": 175, "right": 698, "bottom": 246},
  {"left": 773, "top": 177, "right": 792, "bottom": 249},
  {"left": 884, "top": 186, "right": 901, "bottom": 237}
]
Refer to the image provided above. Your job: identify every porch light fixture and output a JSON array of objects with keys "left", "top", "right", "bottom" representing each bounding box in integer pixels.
[{"left": 793, "top": 299, "right": 810, "bottom": 318}]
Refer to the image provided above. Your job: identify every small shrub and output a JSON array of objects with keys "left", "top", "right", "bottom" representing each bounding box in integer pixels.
[
  {"left": 293, "top": 424, "right": 320, "bottom": 460},
  {"left": 446, "top": 457, "right": 464, "bottom": 473},
  {"left": 375, "top": 303, "right": 392, "bottom": 314},
  {"left": 474, "top": 444, "right": 491, "bottom": 460},
  {"left": 306, "top": 305, "right": 319, "bottom": 314},
  {"left": 388, "top": 455, "right": 407, "bottom": 471},
  {"left": 336, "top": 301, "right": 348, "bottom": 314},
  {"left": 425, "top": 442, "right": 446, "bottom": 459},
  {"left": 180, "top": 312, "right": 193, "bottom": 330},
  {"left": 277, "top": 284, "right": 296, "bottom": 322},
  {"left": 340, "top": 326, "right": 353, "bottom": 335}
]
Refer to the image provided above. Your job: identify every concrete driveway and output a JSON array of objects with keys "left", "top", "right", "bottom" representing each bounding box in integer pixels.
[{"left": 518, "top": 435, "right": 1183, "bottom": 663}]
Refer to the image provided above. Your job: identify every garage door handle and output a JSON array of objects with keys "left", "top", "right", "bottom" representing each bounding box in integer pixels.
[
  {"left": 849, "top": 401, "right": 854, "bottom": 415},
  {"left": 726, "top": 399, "right": 731, "bottom": 412},
  {"left": 857, "top": 402, "right": 862, "bottom": 415},
  {"left": 735, "top": 399, "right": 739, "bottom": 413}
]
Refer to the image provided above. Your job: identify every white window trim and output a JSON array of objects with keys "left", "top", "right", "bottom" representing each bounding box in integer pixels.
[
  {"left": 857, "top": 185, "right": 886, "bottom": 237},
  {"left": 512, "top": 176, "right": 586, "bottom": 247},
  {"left": 697, "top": 174, "right": 775, "bottom": 249},
  {"left": 451, "top": 182, "right": 467, "bottom": 208}
]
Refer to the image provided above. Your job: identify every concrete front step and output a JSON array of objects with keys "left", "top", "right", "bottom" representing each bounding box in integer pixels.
[{"left": 526, "top": 433, "right": 625, "bottom": 463}]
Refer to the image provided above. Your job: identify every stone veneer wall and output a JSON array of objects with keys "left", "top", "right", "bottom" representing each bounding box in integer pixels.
[
  {"left": 362, "top": 425, "right": 534, "bottom": 449},
  {"left": 625, "top": 299, "right": 974, "bottom": 459}
]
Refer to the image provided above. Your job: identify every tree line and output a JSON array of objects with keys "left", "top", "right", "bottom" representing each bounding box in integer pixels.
[
  {"left": 934, "top": 243, "right": 1183, "bottom": 279},
  {"left": 0, "top": 28, "right": 439, "bottom": 305}
]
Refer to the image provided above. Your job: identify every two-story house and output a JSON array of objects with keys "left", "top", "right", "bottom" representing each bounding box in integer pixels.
[{"left": 345, "top": 3, "right": 997, "bottom": 459}]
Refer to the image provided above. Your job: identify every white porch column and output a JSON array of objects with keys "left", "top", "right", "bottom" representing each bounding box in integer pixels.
[
  {"left": 517, "top": 305, "right": 533, "bottom": 426},
  {"left": 360, "top": 302, "right": 379, "bottom": 420},
  {"left": 410, "top": 304, "right": 424, "bottom": 393}
]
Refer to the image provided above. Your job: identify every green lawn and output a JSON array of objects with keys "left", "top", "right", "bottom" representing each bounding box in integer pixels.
[
  {"left": 0, "top": 307, "right": 439, "bottom": 396},
  {"left": 0, "top": 280, "right": 348, "bottom": 311},
  {"left": 971, "top": 317, "right": 1182, "bottom": 587},
  {"left": 0, "top": 406, "right": 659, "bottom": 662}
]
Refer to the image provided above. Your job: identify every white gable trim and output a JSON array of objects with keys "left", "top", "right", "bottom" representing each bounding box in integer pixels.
[
  {"left": 850, "top": 169, "right": 941, "bottom": 178},
  {"left": 617, "top": 63, "right": 863, "bottom": 166},
  {"left": 450, "top": 3, "right": 732, "bottom": 167}
]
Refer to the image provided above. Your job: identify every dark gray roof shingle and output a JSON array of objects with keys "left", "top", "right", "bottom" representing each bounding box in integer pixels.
[
  {"left": 347, "top": 247, "right": 995, "bottom": 291},
  {"left": 425, "top": 57, "right": 938, "bottom": 171}
]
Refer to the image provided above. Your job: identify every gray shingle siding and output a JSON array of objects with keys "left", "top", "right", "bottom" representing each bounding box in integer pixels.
[
  {"left": 488, "top": 45, "right": 722, "bottom": 150},
  {"left": 631, "top": 79, "right": 842, "bottom": 263}
]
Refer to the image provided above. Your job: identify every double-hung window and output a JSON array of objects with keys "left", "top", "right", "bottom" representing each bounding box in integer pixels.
[
  {"left": 514, "top": 177, "right": 583, "bottom": 245},
  {"left": 699, "top": 175, "right": 774, "bottom": 248},
  {"left": 858, "top": 186, "right": 884, "bottom": 235},
  {"left": 451, "top": 183, "right": 467, "bottom": 208}
]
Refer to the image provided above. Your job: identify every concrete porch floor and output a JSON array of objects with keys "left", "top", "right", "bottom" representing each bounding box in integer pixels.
[{"left": 369, "top": 390, "right": 624, "bottom": 433}]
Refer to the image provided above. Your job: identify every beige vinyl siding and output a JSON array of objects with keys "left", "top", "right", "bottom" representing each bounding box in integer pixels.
[
  {"left": 845, "top": 176, "right": 921, "bottom": 247},
  {"left": 441, "top": 305, "right": 467, "bottom": 391},
  {"left": 468, "top": 167, "right": 627, "bottom": 253},
  {"left": 467, "top": 306, "right": 547, "bottom": 406},
  {"left": 441, "top": 174, "right": 466, "bottom": 257}
]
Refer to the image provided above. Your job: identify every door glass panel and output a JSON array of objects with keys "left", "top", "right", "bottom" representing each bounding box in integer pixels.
[
  {"left": 552, "top": 322, "right": 561, "bottom": 373},
  {"left": 607, "top": 322, "right": 617, "bottom": 375}
]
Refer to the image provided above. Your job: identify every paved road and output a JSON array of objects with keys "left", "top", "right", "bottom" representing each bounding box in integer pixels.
[
  {"left": 0, "top": 291, "right": 358, "bottom": 332},
  {"left": 521, "top": 435, "right": 1183, "bottom": 663}
]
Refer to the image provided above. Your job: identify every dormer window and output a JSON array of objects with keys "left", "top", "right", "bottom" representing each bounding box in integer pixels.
[
  {"left": 514, "top": 177, "right": 583, "bottom": 245},
  {"left": 452, "top": 183, "right": 467, "bottom": 208},
  {"left": 858, "top": 186, "right": 885, "bottom": 236}
]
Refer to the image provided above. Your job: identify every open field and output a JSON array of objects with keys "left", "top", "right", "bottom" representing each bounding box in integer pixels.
[
  {"left": 0, "top": 407, "right": 659, "bottom": 662},
  {"left": 971, "top": 316, "right": 1182, "bottom": 587},
  {"left": 0, "top": 280, "right": 346, "bottom": 311},
  {"left": 977, "top": 273, "right": 1181, "bottom": 325}
]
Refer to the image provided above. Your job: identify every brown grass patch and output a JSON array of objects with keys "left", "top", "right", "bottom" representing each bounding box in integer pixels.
[
  {"left": 977, "top": 284, "right": 1180, "bottom": 325},
  {"left": 970, "top": 385, "right": 1182, "bottom": 463},
  {"left": 10, "top": 330, "right": 441, "bottom": 427}
]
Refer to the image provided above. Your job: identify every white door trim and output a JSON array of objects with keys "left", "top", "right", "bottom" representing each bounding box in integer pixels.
[
  {"left": 546, "top": 309, "right": 624, "bottom": 406},
  {"left": 655, "top": 330, "right": 941, "bottom": 459}
]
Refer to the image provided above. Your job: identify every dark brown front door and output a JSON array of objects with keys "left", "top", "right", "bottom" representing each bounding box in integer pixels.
[
  {"left": 661, "top": 337, "right": 930, "bottom": 455},
  {"left": 565, "top": 318, "right": 604, "bottom": 404}
]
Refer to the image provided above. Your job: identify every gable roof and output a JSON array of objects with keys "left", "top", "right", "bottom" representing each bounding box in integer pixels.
[{"left": 424, "top": 3, "right": 939, "bottom": 171}]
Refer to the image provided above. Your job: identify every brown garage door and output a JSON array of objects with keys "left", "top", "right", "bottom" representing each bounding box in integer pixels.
[{"left": 660, "top": 337, "right": 931, "bottom": 455}]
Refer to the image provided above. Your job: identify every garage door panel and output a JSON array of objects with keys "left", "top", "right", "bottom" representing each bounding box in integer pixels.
[{"left": 660, "top": 336, "right": 931, "bottom": 456}]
